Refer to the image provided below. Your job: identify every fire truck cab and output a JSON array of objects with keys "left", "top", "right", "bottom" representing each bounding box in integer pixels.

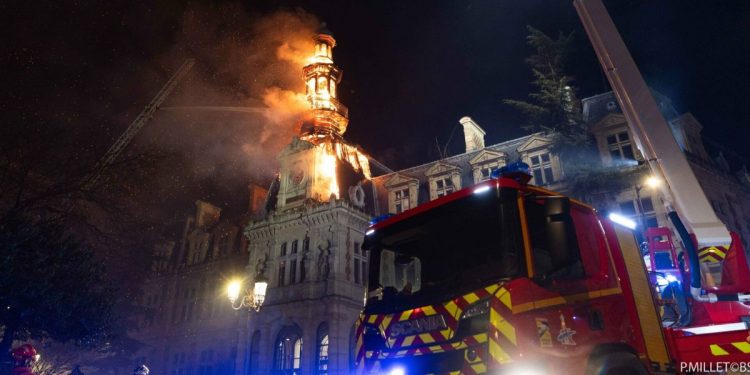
[
  {"left": 354, "top": 164, "right": 750, "bottom": 374},
  {"left": 355, "top": 0, "right": 750, "bottom": 373}
]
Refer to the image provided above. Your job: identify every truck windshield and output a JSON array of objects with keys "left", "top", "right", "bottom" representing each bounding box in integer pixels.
[{"left": 364, "top": 187, "right": 524, "bottom": 312}]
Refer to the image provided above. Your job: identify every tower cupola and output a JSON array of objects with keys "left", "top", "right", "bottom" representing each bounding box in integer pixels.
[{"left": 301, "top": 24, "right": 349, "bottom": 141}]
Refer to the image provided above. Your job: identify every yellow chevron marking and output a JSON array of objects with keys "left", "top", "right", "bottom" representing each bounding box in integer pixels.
[
  {"left": 397, "top": 350, "right": 407, "bottom": 357},
  {"left": 464, "top": 292, "right": 480, "bottom": 304},
  {"left": 490, "top": 308, "right": 517, "bottom": 346},
  {"left": 485, "top": 284, "right": 500, "bottom": 295},
  {"left": 471, "top": 363, "right": 488, "bottom": 373},
  {"left": 380, "top": 315, "right": 393, "bottom": 330},
  {"left": 489, "top": 338, "right": 513, "bottom": 364},
  {"left": 440, "top": 328, "right": 453, "bottom": 340},
  {"left": 733, "top": 342, "right": 750, "bottom": 353},
  {"left": 710, "top": 344, "right": 730, "bottom": 356},
  {"left": 367, "top": 315, "right": 377, "bottom": 324},
  {"left": 399, "top": 309, "right": 413, "bottom": 321},
  {"left": 445, "top": 300, "right": 459, "bottom": 317},
  {"left": 496, "top": 288, "right": 512, "bottom": 309},
  {"left": 449, "top": 371, "right": 461, "bottom": 375},
  {"left": 401, "top": 335, "right": 415, "bottom": 347},
  {"left": 419, "top": 333, "right": 435, "bottom": 344},
  {"left": 700, "top": 256, "right": 721, "bottom": 263},
  {"left": 422, "top": 305, "right": 437, "bottom": 315},
  {"left": 473, "top": 333, "right": 488, "bottom": 343}
]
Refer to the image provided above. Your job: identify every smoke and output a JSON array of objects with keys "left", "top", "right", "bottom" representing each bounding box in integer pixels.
[{"left": 127, "top": 4, "right": 320, "bottom": 218}]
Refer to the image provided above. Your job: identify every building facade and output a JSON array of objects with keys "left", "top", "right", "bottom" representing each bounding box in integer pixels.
[
  {"left": 242, "top": 27, "right": 381, "bottom": 375},
  {"left": 132, "top": 188, "right": 267, "bottom": 375}
]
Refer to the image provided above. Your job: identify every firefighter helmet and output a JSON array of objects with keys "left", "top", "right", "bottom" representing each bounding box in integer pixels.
[{"left": 11, "top": 344, "right": 38, "bottom": 363}]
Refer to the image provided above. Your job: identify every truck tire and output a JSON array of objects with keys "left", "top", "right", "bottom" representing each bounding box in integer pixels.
[{"left": 586, "top": 352, "right": 648, "bottom": 375}]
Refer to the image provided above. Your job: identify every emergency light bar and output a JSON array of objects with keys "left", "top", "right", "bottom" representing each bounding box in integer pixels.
[
  {"left": 369, "top": 213, "right": 394, "bottom": 226},
  {"left": 491, "top": 161, "right": 532, "bottom": 184}
]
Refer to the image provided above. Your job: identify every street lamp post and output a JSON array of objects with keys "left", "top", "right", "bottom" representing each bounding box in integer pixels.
[{"left": 227, "top": 277, "right": 268, "bottom": 312}]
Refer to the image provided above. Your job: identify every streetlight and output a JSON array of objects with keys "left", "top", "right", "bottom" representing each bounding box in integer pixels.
[{"left": 227, "top": 277, "right": 268, "bottom": 312}]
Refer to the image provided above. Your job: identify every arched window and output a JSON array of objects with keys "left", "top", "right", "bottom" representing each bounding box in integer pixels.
[
  {"left": 316, "top": 323, "right": 329, "bottom": 375},
  {"left": 274, "top": 326, "right": 303, "bottom": 375},
  {"left": 248, "top": 330, "right": 260, "bottom": 375}
]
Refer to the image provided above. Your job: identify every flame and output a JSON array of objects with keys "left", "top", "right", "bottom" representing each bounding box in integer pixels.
[{"left": 313, "top": 144, "right": 339, "bottom": 200}]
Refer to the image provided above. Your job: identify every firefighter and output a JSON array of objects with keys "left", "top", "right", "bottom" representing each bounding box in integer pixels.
[
  {"left": 11, "top": 344, "right": 39, "bottom": 375},
  {"left": 133, "top": 364, "right": 150, "bottom": 375}
]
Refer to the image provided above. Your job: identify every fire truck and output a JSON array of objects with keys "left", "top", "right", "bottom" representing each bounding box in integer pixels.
[{"left": 354, "top": 0, "right": 750, "bottom": 374}]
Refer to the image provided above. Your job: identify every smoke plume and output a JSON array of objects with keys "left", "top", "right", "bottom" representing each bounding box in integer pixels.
[{"left": 128, "top": 4, "right": 320, "bottom": 219}]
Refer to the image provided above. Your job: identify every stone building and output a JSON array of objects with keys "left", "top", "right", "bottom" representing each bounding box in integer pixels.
[
  {"left": 241, "top": 26, "right": 385, "bottom": 375},
  {"left": 238, "top": 24, "right": 750, "bottom": 374},
  {"left": 131, "top": 186, "right": 267, "bottom": 375}
]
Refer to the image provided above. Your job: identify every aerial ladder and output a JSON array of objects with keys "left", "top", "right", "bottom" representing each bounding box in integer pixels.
[
  {"left": 354, "top": 2, "right": 750, "bottom": 374},
  {"left": 78, "top": 58, "right": 195, "bottom": 193}
]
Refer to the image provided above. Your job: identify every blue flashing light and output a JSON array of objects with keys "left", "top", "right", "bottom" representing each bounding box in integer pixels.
[
  {"left": 491, "top": 161, "right": 532, "bottom": 182},
  {"left": 369, "top": 213, "right": 394, "bottom": 226}
]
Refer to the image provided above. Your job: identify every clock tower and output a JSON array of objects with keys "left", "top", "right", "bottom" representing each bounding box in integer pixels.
[{"left": 276, "top": 24, "right": 368, "bottom": 210}]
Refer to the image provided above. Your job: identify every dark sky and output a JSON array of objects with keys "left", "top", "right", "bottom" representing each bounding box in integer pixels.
[{"left": 4, "top": 0, "right": 750, "bottom": 222}]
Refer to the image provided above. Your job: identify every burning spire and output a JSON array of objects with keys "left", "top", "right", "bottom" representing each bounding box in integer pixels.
[
  {"left": 300, "top": 24, "right": 371, "bottom": 198},
  {"left": 277, "top": 23, "right": 372, "bottom": 209},
  {"left": 300, "top": 24, "right": 349, "bottom": 141}
]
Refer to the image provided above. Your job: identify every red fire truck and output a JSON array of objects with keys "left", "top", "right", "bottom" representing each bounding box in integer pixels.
[{"left": 354, "top": 1, "right": 750, "bottom": 374}]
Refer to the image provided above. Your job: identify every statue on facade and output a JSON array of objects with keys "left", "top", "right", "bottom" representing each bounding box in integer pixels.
[
  {"left": 255, "top": 252, "right": 268, "bottom": 278},
  {"left": 317, "top": 240, "right": 331, "bottom": 280}
]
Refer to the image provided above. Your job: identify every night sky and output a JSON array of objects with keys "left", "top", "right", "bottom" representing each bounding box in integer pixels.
[{"left": 4, "top": 0, "right": 750, "bottom": 223}]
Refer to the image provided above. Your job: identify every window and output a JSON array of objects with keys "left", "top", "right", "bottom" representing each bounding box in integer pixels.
[
  {"left": 607, "top": 131, "right": 635, "bottom": 162},
  {"left": 353, "top": 241, "right": 367, "bottom": 286},
  {"left": 529, "top": 153, "right": 554, "bottom": 185},
  {"left": 479, "top": 166, "right": 493, "bottom": 182},
  {"left": 278, "top": 261, "right": 286, "bottom": 286},
  {"left": 524, "top": 196, "right": 584, "bottom": 280},
  {"left": 274, "top": 330, "right": 302, "bottom": 375},
  {"left": 316, "top": 324, "right": 329, "bottom": 375},
  {"left": 290, "top": 259, "right": 297, "bottom": 284},
  {"left": 280, "top": 242, "right": 287, "bottom": 257},
  {"left": 435, "top": 177, "right": 455, "bottom": 198},
  {"left": 620, "top": 196, "right": 657, "bottom": 229},
  {"left": 394, "top": 188, "right": 410, "bottom": 213},
  {"left": 291, "top": 240, "right": 298, "bottom": 254},
  {"left": 249, "top": 331, "right": 261, "bottom": 375}
]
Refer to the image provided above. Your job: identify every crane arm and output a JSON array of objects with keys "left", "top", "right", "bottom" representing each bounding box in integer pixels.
[
  {"left": 573, "top": 0, "right": 730, "bottom": 247},
  {"left": 81, "top": 58, "right": 195, "bottom": 191}
]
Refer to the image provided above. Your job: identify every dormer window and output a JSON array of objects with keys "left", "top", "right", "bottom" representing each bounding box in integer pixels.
[
  {"left": 384, "top": 174, "right": 419, "bottom": 215},
  {"left": 434, "top": 177, "right": 455, "bottom": 198},
  {"left": 529, "top": 153, "right": 554, "bottom": 185},
  {"left": 517, "top": 135, "right": 559, "bottom": 187},
  {"left": 469, "top": 149, "right": 507, "bottom": 183},
  {"left": 394, "top": 188, "right": 410, "bottom": 213},
  {"left": 607, "top": 131, "right": 634, "bottom": 162},
  {"left": 425, "top": 162, "right": 462, "bottom": 201}
]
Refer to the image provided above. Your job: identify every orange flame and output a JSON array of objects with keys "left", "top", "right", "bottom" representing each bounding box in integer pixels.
[{"left": 313, "top": 144, "right": 339, "bottom": 200}]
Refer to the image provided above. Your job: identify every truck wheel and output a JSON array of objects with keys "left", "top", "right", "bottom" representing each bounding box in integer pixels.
[{"left": 586, "top": 352, "right": 648, "bottom": 375}]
